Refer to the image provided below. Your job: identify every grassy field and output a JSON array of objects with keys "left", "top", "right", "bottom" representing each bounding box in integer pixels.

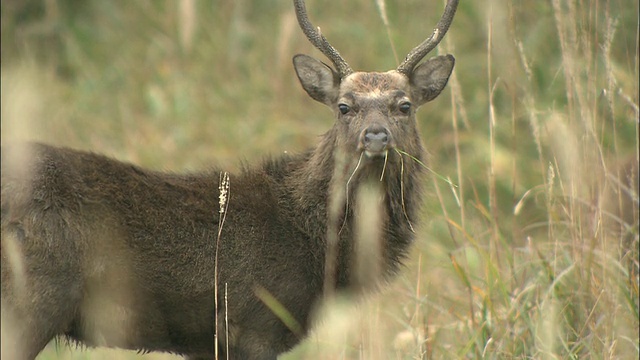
[{"left": 1, "top": 0, "right": 638, "bottom": 359}]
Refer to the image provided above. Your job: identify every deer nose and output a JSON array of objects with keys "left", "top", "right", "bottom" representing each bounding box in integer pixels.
[{"left": 362, "top": 125, "right": 390, "bottom": 155}]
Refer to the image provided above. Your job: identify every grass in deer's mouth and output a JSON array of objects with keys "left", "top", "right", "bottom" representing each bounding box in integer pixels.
[
  {"left": 395, "top": 148, "right": 457, "bottom": 188},
  {"left": 380, "top": 150, "right": 388, "bottom": 181},
  {"left": 340, "top": 151, "right": 365, "bottom": 235}
]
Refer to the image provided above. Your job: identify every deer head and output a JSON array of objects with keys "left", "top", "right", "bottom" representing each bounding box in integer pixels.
[{"left": 292, "top": 0, "right": 457, "bottom": 171}]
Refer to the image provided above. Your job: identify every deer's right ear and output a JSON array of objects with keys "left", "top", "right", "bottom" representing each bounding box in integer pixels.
[{"left": 293, "top": 54, "right": 340, "bottom": 106}]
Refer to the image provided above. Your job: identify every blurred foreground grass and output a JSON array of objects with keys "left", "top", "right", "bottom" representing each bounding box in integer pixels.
[{"left": 2, "top": 0, "right": 638, "bottom": 359}]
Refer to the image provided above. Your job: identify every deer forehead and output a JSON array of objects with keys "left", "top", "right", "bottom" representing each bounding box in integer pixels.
[{"left": 340, "top": 71, "right": 410, "bottom": 99}]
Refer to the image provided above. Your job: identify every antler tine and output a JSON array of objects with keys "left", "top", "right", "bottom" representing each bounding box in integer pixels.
[
  {"left": 397, "top": 0, "right": 459, "bottom": 76},
  {"left": 293, "top": 0, "right": 353, "bottom": 78}
]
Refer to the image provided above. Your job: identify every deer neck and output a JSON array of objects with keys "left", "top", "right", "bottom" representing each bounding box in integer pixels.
[{"left": 287, "top": 127, "right": 424, "bottom": 245}]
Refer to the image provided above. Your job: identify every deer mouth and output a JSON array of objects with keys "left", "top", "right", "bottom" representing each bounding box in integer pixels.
[
  {"left": 364, "top": 148, "right": 390, "bottom": 158},
  {"left": 360, "top": 138, "right": 394, "bottom": 159}
]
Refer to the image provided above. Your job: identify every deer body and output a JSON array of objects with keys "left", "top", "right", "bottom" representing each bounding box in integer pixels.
[
  {"left": 2, "top": 144, "right": 324, "bottom": 359},
  {"left": 1, "top": 1, "right": 458, "bottom": 359}
]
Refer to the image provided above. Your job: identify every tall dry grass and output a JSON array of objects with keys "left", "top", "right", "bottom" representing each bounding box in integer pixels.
[{"left": 1, "top": 0, "right": 637, "bottom": 359}]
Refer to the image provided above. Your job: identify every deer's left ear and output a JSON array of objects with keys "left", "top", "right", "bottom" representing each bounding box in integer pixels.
[
  {"left": 409, "top": 55, "right": 455, "bottom": 106},
  {"left": 293, "top": 54, "right": 341, "bottom": 106}
]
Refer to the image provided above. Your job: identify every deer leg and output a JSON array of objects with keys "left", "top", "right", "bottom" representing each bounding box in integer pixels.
[
  {"left": 1, "top": 303, "right": 57, "bottom": 360},
  {"left": 1, "top": 224, "right": 82, "bottom": 360},
  {"left": 1, "top": 282, "right": 78, "bottom": 360}
]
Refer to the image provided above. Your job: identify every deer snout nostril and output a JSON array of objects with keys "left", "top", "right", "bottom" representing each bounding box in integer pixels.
[
  {"left": 364, "top": 131, "right": 388, "bottom": 145},
  {"left": 363, "top": 126, "right": 390, "bottom": 155}
]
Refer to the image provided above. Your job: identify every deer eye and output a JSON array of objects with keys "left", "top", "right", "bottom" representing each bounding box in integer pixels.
[
  {"left": 399, "top": 102, "right": 412, "bottom": 114},
  {"left": 338, "top": 103, "right": 351, "bottom": 115}
]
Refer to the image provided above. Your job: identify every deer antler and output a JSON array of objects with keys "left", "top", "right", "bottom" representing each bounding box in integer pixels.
[
  {"left": 293, "top": 0, "right": 354, "bottom": 78},
  {"left": 396, "top": 0, "right": 459, "bottom": 76}
]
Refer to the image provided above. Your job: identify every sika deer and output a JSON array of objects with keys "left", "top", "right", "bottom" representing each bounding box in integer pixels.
[{"left": 0, "top": 0, "right": 458, "bottom": 359}]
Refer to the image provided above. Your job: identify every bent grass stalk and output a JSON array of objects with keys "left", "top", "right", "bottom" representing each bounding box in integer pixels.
[
  {"left": 395, "top": 148, "right": 460, "bottom": 232},
  {"left": 394, "top": 148, "right": 457, "bottom": 188},
  {"left": 340, "top": 152, "right": 364, "bottom": 235},
  {"left": 397, "top": 151, "right": 415, "bottom": 232},
  {"left": 380, "top": 150, "right": 388, "bottom": 182}
]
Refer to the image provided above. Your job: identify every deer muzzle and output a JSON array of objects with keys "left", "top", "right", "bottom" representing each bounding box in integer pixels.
[{"left": 361, "top": 125, "right": 391, "bottom": 157}]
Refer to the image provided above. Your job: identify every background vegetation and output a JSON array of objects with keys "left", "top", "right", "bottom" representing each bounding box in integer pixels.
[{"left": 1, "top": 0, "right": 638, "bottom": 358}]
